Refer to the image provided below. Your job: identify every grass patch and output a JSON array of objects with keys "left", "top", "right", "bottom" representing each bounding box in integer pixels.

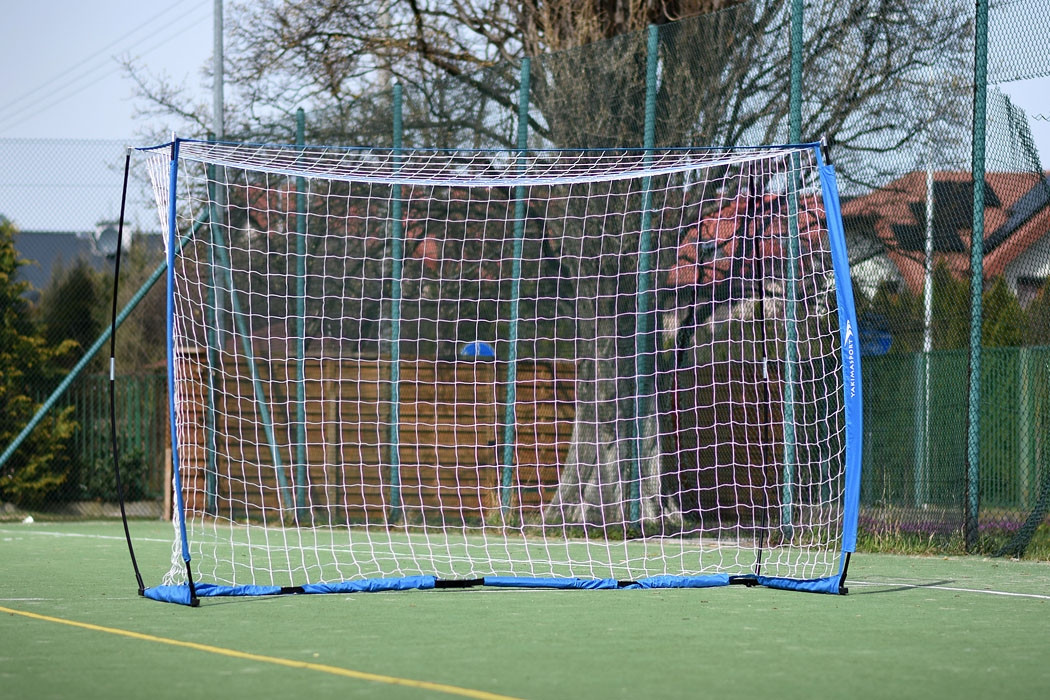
[{"left": 857, "top": 506, "right": 1050, "bottom": 560}]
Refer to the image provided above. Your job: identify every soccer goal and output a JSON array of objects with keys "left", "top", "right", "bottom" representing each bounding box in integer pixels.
[{"left": 138, "top": 138, "right": 860, "bottom": 605}]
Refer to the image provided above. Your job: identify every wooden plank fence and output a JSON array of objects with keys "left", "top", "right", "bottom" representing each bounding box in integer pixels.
[
  {"left": 173, "top": 351, "right": 576, "bottom": 524},
  {"left": 171, "top": 349, "right": 798, "bottom": 527}
]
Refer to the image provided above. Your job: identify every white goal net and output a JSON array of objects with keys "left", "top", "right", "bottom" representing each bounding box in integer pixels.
[{"left": 141, "top": 139, "right": 861, "bottom": 601}]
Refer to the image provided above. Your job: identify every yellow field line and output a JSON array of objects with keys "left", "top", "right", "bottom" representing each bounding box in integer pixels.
[{"left": 1, "top": 605, "right": 524, "bottom": 700}]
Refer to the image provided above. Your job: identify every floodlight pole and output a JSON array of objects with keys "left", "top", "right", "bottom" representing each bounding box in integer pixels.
[
  {"left": 208, "top": 0, "right": 227, "bottom": 518},
  {"left": 914, "top": 166, "right": 934, "bottom": 509}
]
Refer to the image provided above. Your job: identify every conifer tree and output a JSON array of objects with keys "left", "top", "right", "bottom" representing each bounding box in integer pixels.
[{"left": 0, "top": 218, "right": 79, "bottom": 507}]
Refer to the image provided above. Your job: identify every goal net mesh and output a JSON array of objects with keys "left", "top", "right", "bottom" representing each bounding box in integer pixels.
[{"left": 143, "top": 140, "right": 859, "bottom": 594}]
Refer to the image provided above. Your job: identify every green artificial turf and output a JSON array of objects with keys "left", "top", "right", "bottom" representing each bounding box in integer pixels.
[{"left": 2, "top": 521, "right": 1049, "bottom": 699}]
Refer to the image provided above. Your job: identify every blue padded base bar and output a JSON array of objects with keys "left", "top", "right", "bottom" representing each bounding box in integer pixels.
[
  {"left": 144, "top": 575, "right": 437, "bottom": 604},
  {"left": 481, "top": 574, "right": 731, "bottom": 590},
  {"left": 144, "top": 572, "right": 845, "bottom": 605},
  {"left": 750, "top": 573, "right": 845, "bottom": 594}
]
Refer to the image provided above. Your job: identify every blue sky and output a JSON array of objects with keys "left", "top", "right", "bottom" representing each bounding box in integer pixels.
[
  {"left": 1, "top": 1, "right": 1047, "bottom": 149},
  {"left": 0, "top": 1, "right": 1047, "bottom": 232},
  {"left": 0, "top": 1, "right": 213, "bottom": 231},
  {"left": 0, "top": 0, "right": 213, "bottom": 140},
  {"left": 1000, "top": 78, "right": 1050, "bottom": 160}
]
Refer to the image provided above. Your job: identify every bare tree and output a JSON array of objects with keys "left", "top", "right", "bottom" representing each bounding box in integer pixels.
[
  {"left": 127, "top": 0, "right": 970, "bottom": 158},
  {"left": 127, "top": 0, "right": 973, "bottom": 530}
]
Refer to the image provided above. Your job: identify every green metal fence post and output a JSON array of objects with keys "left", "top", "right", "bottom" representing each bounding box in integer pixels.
[
  {"left": 501, "top": 57, "right": 531, "bottom": 515},
  {"left": 389, "top": 84, "right": 405, "bottom": 524},
  {"left": 127, "top": 375, "right": 136, "bottom": 458},
  {"left": 204, "top": 159, "right": 222, "bottom": 516},
  {"left": 781, "top": 0, "right": 805, "bottom": 536},
  {"left": 92, "top": 371, "right": 101, "bottom": 470},
  {"left": 1018, "top": 347, "right": 1033, "bottom": 509},
  {"left": 781, "top": 165, "right": 800, "bottom": 538},
  {"left": 294, "top": 108, "right": 309, "bottom": 522},
  {"left": 790, "top": 0, "right": 803, "bottom": 145},
  {"left": 630, "top": 24, "right": 661, "bottom": 528},
  {"left": 966, "top": 0, "right": 990, "bottom": 551}
]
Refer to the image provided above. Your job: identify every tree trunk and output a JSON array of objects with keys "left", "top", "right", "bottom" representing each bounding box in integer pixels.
[{"left": 545, "top": 296, "right": 682, "bottom": 534}]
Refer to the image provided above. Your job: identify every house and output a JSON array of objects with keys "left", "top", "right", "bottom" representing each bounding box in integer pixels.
[
  {"left": 841, "top": 170, "right": 1050, "bottom": 305},
  {"left": 12, "top": 224, "right": 162, "bottom": 302}
]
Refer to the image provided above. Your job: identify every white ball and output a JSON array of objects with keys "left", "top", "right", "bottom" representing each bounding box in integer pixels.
[{"left": 22, "top": 515, "right": 34, "bottom": 524}]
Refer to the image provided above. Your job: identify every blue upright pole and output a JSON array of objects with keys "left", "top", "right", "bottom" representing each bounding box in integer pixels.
[{"left": 165, "top": 139, "right": 196, "bottom": 602}]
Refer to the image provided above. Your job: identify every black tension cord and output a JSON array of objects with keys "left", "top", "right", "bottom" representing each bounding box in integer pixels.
[{"left": 110, "top": 148, "right": 146, "bottom": 596}]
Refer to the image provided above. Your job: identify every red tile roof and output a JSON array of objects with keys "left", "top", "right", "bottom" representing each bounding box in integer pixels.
[{"left": 840, "top": 171, "right": 1050, "bottom": 293}]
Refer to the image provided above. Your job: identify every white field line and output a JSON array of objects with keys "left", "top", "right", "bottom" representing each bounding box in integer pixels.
[
  {"left": 0, "top": 598, "right": 49, "bottom": 601},
  {"left": 0, "top": 527, "right": 170, "bottom": 543},
  {"left": 850, "top": 579, "right": 1050, "bottom": 600}
]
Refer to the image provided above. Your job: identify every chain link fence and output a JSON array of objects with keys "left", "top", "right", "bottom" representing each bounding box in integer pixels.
[
  {"left": 0, "top": 138, "right": 168, "bottom": 515},
  {"left": 2, "top": 0, "right": 1049, "bottom": 555}
]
